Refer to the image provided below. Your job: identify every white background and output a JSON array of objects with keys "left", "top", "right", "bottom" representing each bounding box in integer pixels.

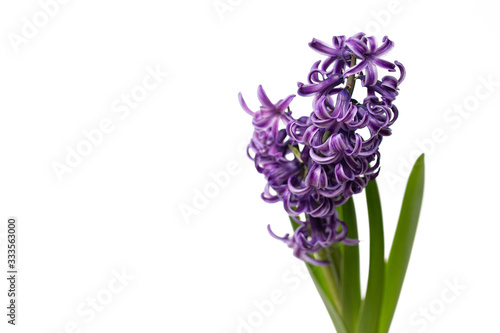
[{"left": 0, "top": 0, "right": 498, "bottom": 332}]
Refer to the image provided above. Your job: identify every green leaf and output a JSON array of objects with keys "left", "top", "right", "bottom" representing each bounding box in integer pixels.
[
  {"left": 378, "top": 154, "right": 425, "bottom": 333},
  {"left": 339, "top": 198, "right": 361, "bottom": 333},
  {"left": 358, "top": 180, "right": 385, "bottom": 333}
]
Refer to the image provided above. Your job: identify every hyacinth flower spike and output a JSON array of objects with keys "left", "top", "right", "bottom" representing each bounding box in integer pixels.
[{"left": 239, "top": 33, "right": 424, "bottom": 333}]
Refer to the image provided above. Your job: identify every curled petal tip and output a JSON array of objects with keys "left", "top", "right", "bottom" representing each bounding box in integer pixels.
[
  {"left": 238, "top": 92, "right": 254, "bottom": 116},
  {"left": 267, "top": 224, "right": 288, "bottom": 241}
]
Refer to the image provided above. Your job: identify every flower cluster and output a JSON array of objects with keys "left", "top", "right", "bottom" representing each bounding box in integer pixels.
[{"left": 239, "top": 33, "right": 405, "bottom": 265}]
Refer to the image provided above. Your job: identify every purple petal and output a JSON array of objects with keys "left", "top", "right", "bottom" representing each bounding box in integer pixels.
[
  {"left": 275, "top": 94, "right": 296, "bottom": 113},
  {"left": 363, "top": 63, "right": 378, "bottom": 86},
  {"left": 344, "top": 59, "right": 368, "bottom": 77},
  {"left": 372, "top": 58, "right": 396, "bottom": 70},
  {"left": 373, "top": 36, "right": 394, "bottom": 56},
  {"left": 257, "top": 85, "right": 274, "bottom": 108},
  {"left": 332, "top": 35, "right": 346, "bottom": 48},
  {"left": 309, "top": 38, "right": 342, "bottom": 57},
  {"left": 297, "top": 74, "right": 343, "bottom": 96},
  {"left": 366, "top": 36, "right": 377, "bottom": 53},
  {"left": 395, "top": 60, "right": 406, "bottom": 84},
  {"left": 345, "top": 38, "right": 367, "bottom": 58},
  {"left": 238, "top": 93, "right": 254, "bottom": 116}
]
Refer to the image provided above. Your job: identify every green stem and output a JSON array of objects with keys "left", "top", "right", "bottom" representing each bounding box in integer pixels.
[
  {"left": 328, "top": 245, "right": 343, "bottom": 285},
  {"left": 346, "top": 56, "right": 357, "bottom": 96},
  {"left": 307, "top": 263, "right": 349, "bottom": 333},
  {"left": 290, "top": 216, "right": 348, "bottom": 333},
  {"left": 313, "top": 249, "right": 343, "bottom": 314}
]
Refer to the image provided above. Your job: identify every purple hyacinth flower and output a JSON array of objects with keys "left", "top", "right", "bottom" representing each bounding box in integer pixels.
[
  {"left": 344, "top": 35, "right": 396, "bottom": 87},
  {"left": 238, "top": 85, "right": 295, "bottom": 137},
  {"left": 311, "top": 89, "right": 369, "bottom": 131},
  {"left": 240, "top": 33, "right": 405, "bottom": 266},
  {"left": 268, "top": 214, "right": 359, "bottom": 266},
  {"left": 297, "top": 61, "right": 344, "bottom": 97},
  {"left": 309, "top": 35, "right": 351, "bottom": 74}
]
